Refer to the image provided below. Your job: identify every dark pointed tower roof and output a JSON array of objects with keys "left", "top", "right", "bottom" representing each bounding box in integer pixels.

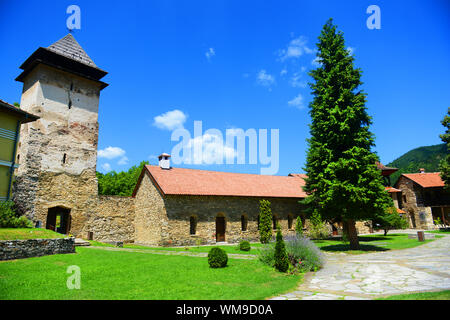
[
  {"left": 47, "top": 34, "right": 97, "bottom": 68},
  {"left": 16, "top": 34, "right": 108, "bottom": 89}
]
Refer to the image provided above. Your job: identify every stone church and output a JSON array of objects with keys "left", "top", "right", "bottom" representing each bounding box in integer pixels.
[{"left": 9, "top": 34, "right": 403, "bottom": 246}]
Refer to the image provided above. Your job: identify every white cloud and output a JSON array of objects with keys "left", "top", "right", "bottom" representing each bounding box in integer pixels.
[
  {"left": 98, "top": 146, "right": 126, "bottom": 159},
  {"left": 153, "top": 109, "right": 187, "bottom": 131},
  {"left": 288, "top": 94, "right": 305, "bottom": 109},
  {"left": 98, "top": 146, "right": 129, "bottom": 166},
  {"left": 256, "top": 69, "right": 275, "bottom": 87},
  {"left": 347, "top": 47, "right": 355, "bottom": 55},
  {"left": 279, "top": 36, "right": 314, "bottom": 61},
  {"left": 289, "top": 72, "right": 307, "bottom": 88},
  {"left": 311, "top": 56, "right": 322, "bottom": 67},
  {"left": 280, "top": 68, "right": 287, "bottom": 76},
  {"left": 205, "top": 47, "right": 215, "bottom": 60},
  {"left": 186, "top": 132, "right": 237, "bottom": 165},
  {"left": 101, "top": 163, "right": 112, "bottom": 172},
  {"left": 117, "top": 156, "right": 129, "bottom": 165}
]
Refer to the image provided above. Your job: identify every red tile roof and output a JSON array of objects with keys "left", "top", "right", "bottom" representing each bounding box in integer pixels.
[
  {"left": 135, "top": 165, "right": 308, "bottom": 198},
  {"left": 385, "top": 186, "right": 402, "bottom": 193},
  {"left": 401, "top": 172, "right": 444, "bottom": 188}
]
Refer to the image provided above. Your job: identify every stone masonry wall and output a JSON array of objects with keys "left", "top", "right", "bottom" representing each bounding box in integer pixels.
[
  {"left": 86, "top": 195, "right": 135, "bottom": 243},
  {"left": 160, "top": 195, "right": 303, "bottom": 246},
  {"left": 0, "top": 237, "right": 75, "bottom": 260},
  {"left": 13, "top": 64, "right": 102, "bottom": 232},
  {"left": 134, "top": 172, "right": 166, "bottom": 245},
  {"left": 396, "top": 176, "right": 434, "bottom": 229}
]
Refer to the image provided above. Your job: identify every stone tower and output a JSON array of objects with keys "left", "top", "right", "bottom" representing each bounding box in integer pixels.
[{"left": 13, "top": 34, "right": 108, "bottom": 236}]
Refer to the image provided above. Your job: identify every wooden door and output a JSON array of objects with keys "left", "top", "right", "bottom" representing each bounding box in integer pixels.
[{"left": 216, "top": 217, "right": 225, "bottom": 242}]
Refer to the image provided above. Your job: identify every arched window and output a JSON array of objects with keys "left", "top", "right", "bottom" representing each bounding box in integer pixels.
[
  {"left": 288, "top": 214, "right": 293, "bottom": 230},
  {"left": 241, "top": 215, "right": 248, "bottom": 231},
  {"left": 272, "top": 214, "right": 278, "bottom": 230},
  {"left": 189, "top": 216, "right": 197, "bottom": 235}
]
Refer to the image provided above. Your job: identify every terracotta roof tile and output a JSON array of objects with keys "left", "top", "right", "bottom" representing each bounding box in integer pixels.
[
  {"left": 401, "top": 172, "right": 444, "bottom": 188},
  {"left": 385, "top": 186, "right": 402, "bottom": 193},
  {"left": 143, "top": 165, "right": 307, "bottom": 198}
]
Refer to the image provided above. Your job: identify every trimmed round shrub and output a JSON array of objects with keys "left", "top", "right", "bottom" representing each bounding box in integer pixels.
[
  {"left": 208, "top": 247, "right": 228, "bottom": 268},
  {"left": 239, "top": 241, "right": 251, "bottom": 252}
]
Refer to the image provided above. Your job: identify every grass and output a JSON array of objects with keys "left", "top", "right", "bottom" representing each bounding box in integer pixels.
[
  {"left": 426, "top": 229, "right": 450, "bottom": 235},
  {"left": 378, "top": 290, "right": 450, "bottom": 300},
  {"left": 0, "top": 247, "right": 302, "bottom": 300},
  {"left": 311, "top": 233, "right": 440, "bottom": 254},
  {"left": 0, "top": 228, "right": 66, "bottom": 240},
  {"left": 89, "top": 233, "right": 440, "bottom": 256}
]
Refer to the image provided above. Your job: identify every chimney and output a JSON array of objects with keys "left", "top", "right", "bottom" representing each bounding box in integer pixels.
[
  {"left": 419, "top": 168, "right": 425, "bottom": 173},
  {"left": 158, "top": 153, "right": 171, "bottom": 169}
]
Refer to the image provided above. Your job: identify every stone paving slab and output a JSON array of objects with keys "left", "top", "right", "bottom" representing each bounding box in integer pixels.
[{"left": 269, "top": 234, "right": 450, "bottom": 300}]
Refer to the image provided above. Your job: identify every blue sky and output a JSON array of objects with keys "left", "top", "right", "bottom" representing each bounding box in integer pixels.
[{"left": 1, "top": 0, "right": 449, "bottom": 176}]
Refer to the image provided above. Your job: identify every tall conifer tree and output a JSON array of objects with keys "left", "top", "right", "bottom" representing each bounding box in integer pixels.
[
  {"left": 439, "top": 108, "right": 450, "bottom": 188},
  {"left": 303, "top": 19, "right": 392, "bottom": 249}
]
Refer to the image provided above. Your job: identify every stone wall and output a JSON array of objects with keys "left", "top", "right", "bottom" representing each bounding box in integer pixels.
[
  {"left": 134, "top": 172, "right": 167, "bottom": 245},
  {"left": 396, "top": 176, "right": 434, "bottom": 229},
  {"left": 0, "top": 237, "right": 75, "bottom": 260},
  {"left": 86, "top": 195, "right": 135, "bottom": 242}
]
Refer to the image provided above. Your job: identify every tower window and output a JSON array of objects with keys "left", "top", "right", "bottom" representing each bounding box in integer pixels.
[
  {"left": 70, "top": 82, "right": 74, "bottom": 91},
  {"left": 68, "top": 99, "right": 72, "bottom": 109},
  {"left": 62, "top": 153, "right": 67, "bottom": 164}
]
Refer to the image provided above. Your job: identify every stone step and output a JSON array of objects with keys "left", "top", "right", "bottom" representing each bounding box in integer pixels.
[{"left": 74, "top": 238, "right": 91, "bottom": 246}]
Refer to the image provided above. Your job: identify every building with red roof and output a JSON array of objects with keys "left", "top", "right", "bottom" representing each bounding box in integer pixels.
[
  {"left": 395, "top": 170, "right": 449, "bottom": 229},
  {"left": 131, "top": 158, "right": 309, "bottom": 246}
]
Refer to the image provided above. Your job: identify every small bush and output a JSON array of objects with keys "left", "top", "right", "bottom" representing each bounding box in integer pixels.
[
  {"left": 239, "top": 240, "right": 251, "bottom": 251},
  {"left": 285, "top": 235, "right": 325, "bottom": 273},
  {"left": 257, "top": 243, "right": 276, "bottom": 267},
  {"left": 274, "top": 228, "right": 289, "bottom": 272},
  {"left": 295, "top": 216, "right": 303, "bottom": 236},
  {"left": 307, "top": 211, "right": 330, "bottom": 240},
  {"left": 258, "top": 235, "right": 325, "bottom": 273},
  {"left": 208, "top": 247, "right": 228, "bottom": 268},
  {"left": 0, "top": 201, "right": 32, "bottom": 228}
]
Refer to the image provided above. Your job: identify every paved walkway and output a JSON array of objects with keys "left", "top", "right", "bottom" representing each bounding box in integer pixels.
[{"left": 270, "top": 233, "right": 450, "bottom": 300}]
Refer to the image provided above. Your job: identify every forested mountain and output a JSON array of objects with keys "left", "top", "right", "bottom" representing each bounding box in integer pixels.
[{"left": 386, "top": 143, "right": 447, "bottom": 185}]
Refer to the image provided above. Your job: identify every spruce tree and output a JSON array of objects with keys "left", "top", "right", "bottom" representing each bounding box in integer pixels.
[
  {"left": 295, "top": 216, "right": 303, "bottom": 237},
  {"left": 274, "top": 227, "right": 289, "bottom": 272},
  {"left": 303, "top": 18, "right": 392, "bottom": 250},
  {"left": 439, "top": 108, "right": 450, "bottom": 188},
  {"left": 259, "top": 200, "right": 273, "bottom": 244}
]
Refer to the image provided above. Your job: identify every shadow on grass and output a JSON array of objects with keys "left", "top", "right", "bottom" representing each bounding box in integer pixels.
[{"left": 319, "top": 243, "right": 390, "bottom": 252}]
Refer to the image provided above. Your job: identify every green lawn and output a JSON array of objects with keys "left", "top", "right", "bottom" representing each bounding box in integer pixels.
[
  {"left": 378, "top": 290, "right": 450, "bottom": 300},
  {"left": 0, "top": 247, "right": 301, "bottom": 300},
  {"left": 426, "top": 229, "right": 450, "bottom": 235},
  {"left": 312, "top": 233, "right": 440, "bottom": 254},
  {"left": 0, "top": 228, "right": 66, "bottom": 240},
  {"left": 90, "top": 233, "right": 440, "bottom": 256}
]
